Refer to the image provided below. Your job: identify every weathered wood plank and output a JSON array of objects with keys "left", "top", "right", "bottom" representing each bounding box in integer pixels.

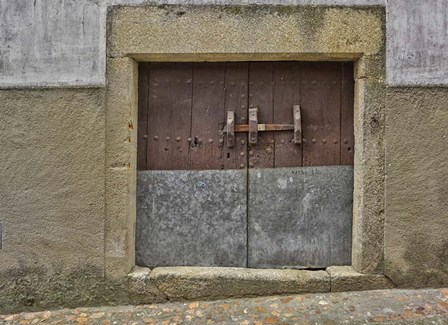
[
  {"left": 137, "top": 64, "right": 149, "bottom": 170},
  {"left": 301, "top": 62, "right": 341, "bottom": 166},
  {"left": 341, "top": 62, "right": 355, "bottom": 165},
  {"left": 273, "top": 61, "right": 302, "bottom": 168},
  {"left": 248, "top": 62, "right": 274, "bottom": 168},
  {"left": 223, "top": 62, "right": 249, "bottom": 169},
  {"left": 146, "top": 63, "right": 193, "bottom": 170},
  {"left": 189, "top": 63, "right": 226, "bottom": 169}
]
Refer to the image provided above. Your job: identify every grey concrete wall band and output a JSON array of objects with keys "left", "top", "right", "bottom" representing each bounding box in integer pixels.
[
  {"left": 386, "top": 0, "right": 448, "bottom": 86},
  {"left": 2, "top": 0, "right": 448, "bottom": 87}
]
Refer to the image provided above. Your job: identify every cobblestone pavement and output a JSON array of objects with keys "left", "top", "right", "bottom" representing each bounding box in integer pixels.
[{"left": 1, "top": 288, "right": 447, "bottom": 324}]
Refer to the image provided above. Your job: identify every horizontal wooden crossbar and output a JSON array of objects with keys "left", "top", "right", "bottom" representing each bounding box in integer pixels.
[{"left": 231, "top": 124, "right": 295, "bottom": 132}]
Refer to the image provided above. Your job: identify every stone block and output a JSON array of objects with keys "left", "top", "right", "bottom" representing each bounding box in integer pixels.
[
  {"left": 327, "top": 266, "right": 394, "bottom": 292},
  {"left": 151, "top": 267, "right": 330, "bottom": 300},
  {"left": 127, "top": 267, "right": 167, "bottom": 304}
]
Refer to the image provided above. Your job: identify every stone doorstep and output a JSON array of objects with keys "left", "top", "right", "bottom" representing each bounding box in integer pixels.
[{"left": 127, "top": 266, "right": 395, "bottom": 301}]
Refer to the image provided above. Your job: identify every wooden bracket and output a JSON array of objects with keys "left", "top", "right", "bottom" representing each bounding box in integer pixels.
[
  {"left": 226, "top": 111, "right": 235, "bottom": 148},
  {"left": 293, "top": 105, "right": 301, "bottom": 144},
  {"left": 248, "top": 107, "right": 259, "bottom": 145},
  {"left": 222, "top": 105, "right": 301, "bottom": 147}
]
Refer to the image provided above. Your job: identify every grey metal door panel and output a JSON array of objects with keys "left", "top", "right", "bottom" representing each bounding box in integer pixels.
[
  {"left": 248, "top": 166, "right": 353, "bottom": 269},
  {"left": 136, "top": 170, "right": 247, "bottom": 268}
]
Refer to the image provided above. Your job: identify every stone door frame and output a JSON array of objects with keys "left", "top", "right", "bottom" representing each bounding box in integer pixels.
[{"left": 104, "top": 5, "right": 386, "bottom": 279}]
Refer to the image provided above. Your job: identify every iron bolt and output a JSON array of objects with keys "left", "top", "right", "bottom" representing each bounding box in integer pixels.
[
  {"left": 322, "top": 139, "right": 327, "bottom": 144},
  {"left": 176, "top": 137, "right": 181, "bottom": 142},
  {"left": 219, "top": 139, "right": 224, "bottom": 143},
  {"left": 240, "top": 164, "right": 245, "bottom": 169},
  {"left": 333, "top": 139, "right": 338, "bottom": 144},
  {"left": 187, "top": 138, "right": 192, "bottom": 143},
  {"left": 249, "top": 162, "right": 255, "bottom": 168},
  {"left": 344, "top": 139, "right": 349, "bottom": 144},
  {"left": 198, "top": 138, "right": 203, "bottom": 144},
  {"left": 312, "top": 138, "right": 317, "bottom": 144},
  {"left": 143, "top": 135, "right": 148, "bottom": 139},
  {"left": 165, "top": 136, "right": 170, "bottom": 141},
  {"left": 240, "top": 152, "right": 245, "bottom": 156},
  {"left": 249, "top": 151, "right": 254, "bottom": 156},
  {"left": 154, "top": 136, "right": 159, "bottom": 140},
  {"left": 209, "top": 139, "right": 213, "bottom": 143}
]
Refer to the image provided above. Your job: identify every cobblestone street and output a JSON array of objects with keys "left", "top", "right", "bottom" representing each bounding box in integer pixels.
[{"left": 1, "top": 288, "right": 447, "bottom": 324}]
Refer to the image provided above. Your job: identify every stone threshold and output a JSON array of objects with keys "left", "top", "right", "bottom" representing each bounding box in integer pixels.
[{"left": 127, "top": 266, "right": 394, "bottom": 302}]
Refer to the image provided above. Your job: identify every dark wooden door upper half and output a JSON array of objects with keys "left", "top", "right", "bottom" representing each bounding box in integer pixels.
[{"left": 137, "top": 62, "right": 354, "bottom": 170}]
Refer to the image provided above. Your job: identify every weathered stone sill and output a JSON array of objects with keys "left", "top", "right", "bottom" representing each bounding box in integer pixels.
[{"left": 128, "top": 265, "right": 394, "bottom": 302}]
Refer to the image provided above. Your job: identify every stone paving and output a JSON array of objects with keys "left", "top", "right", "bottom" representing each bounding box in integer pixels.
[{"left": 1, "top": 288, "right": 447, "bottom": 324}]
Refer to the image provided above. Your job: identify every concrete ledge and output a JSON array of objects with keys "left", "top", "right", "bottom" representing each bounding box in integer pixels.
[
  {"left": 327, "top": 266, "right": 395, "bottom": 292},
  {"left": 127, "top": 266, "right": 167, "bottom": 304},
  {"left": 150, "top": 267, "right": 330, "bottom": 300}
]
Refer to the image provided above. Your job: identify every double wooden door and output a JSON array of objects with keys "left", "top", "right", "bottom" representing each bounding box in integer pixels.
[{"left": 137, "top": 62, "right": 354, "bottom": 269}]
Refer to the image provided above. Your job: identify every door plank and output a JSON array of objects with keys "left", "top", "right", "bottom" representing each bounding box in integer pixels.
[
  {"left": 273, "top": 62, "right": 302, "bottom": 168},
  {"left": 301, "top": 62, "right": 341, "bottom": 166},
  {"left": 146, "top": 63, "right": 193, "bottom": 170},
  {"left": 341, "top": 62, "right": 355, "bottom": 165},
  {"left": 223, "top": 62, "right": 249, "bottom": 169},
  {"left": 137, "top": 64, "right": 149, "bottom": 170},
  {"left": 248, "top": 62, "right": 274, "bottom": 168},
  {"left": 190, "top": 63, "right": 226, "bottom": 170}
]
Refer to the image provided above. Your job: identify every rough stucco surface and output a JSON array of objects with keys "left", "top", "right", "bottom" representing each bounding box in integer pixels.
[
  {"left": 0, "top": 89, "right": 110, "bottom": 312},
  {"left": 385, "top": 88, "right": 448, "bottom": 287},
  {"left": 0, "top": 89, "right": 106, "bottom": 271}
]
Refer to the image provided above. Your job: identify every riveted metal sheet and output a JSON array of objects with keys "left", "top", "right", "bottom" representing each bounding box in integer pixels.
[
  {"left": 248, "top": 166, "right": 353, "bottom": 269},
  {"left": 136, "top": 170, "right": 247, "bottom": 268}
]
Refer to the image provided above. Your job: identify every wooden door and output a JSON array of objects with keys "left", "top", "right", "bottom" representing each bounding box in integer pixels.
[{"left": 137, "top": 62, "right": 354, "bottom": 268}]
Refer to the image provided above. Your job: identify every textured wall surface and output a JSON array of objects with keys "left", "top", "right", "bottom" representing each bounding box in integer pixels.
[
  {"left": 0, "top": 89, "right": 106, "bottom": 271},
  {"left": 2, "top": 0, "right": 448, "bottom": 86},
  {"left": 384, "top": 88, "right": 448, "bottom": 287},
  {"left": 386, "top": 0, "right": 448, "bottom": 86},
  {"left": 0, "top": 0, "right": 105, "bottom": 87}
]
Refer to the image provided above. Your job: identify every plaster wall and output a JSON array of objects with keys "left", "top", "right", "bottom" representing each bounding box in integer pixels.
[
  {"left": 384, "top": 88, "right": 448, "bottom": 287},
  {"left": 386, "top": 0, "right": 448, "bottom": 86},
  {"left": 1, "top": 0, "right": 448, "bottom": 87},
  {"left": 0, "top": 89, "right": 106, "bottom": 271},
  {"left": 0, "top": 0, "right": 105, "bottom": 87}
]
